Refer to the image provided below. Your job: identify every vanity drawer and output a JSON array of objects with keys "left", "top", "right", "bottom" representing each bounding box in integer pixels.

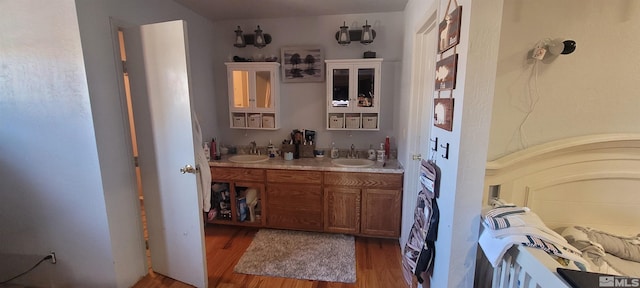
[
  {"left": 210, "top": 167, "right": 264, "bottom": 182},
  {"left": 324, "top": 172, "right": 402, "bottom": 188},
  {"left": 267, "top": 169, "right": 322, "bottom": 184}
]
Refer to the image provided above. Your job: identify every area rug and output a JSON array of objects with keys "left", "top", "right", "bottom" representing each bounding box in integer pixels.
[{"left": 233, "top": 229, "right": 356, "bottom": 283}]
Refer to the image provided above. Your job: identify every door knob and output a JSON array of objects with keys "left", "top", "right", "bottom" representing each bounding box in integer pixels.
[
  {"left": 412, "top": 154, "right": 422, "bottom": 160},
  {"left": 180, "top": 164, "right": 197, "bottom": 174}
]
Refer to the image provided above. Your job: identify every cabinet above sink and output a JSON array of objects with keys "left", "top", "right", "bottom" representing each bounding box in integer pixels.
[
  {"left": 326, "top": 58, "right": 382, "bottom": 130},
  {"left": 225, "top": 62, "right": 280, "bottom": 130}
]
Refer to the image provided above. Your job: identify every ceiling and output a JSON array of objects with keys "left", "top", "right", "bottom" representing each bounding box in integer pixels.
[{"left": 173, "top": 0, "right": 409, "bottom": 21}]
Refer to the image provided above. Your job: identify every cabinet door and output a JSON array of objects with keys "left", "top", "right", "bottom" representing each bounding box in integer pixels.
[
  {"left": 324, "top": 187, "right": 360, "bottom": 234},
  {"left": 229, "top": 69, "right": 250, "bottom": 109},
  {"left": 266, "top": 170, "right": 323, "bottom": 230},
  {"left": 327, "top": 63, "right": 353, "bottom": 111},
  {"left": 266, "top": 184, "right": 323, "bottom": 231},
  {"left": 361, "top": 188, "right": 401, "bottom": 238},
  {"left": 254, "top": 70, "right": 273, "bottom": 109},
  {"left": 229, "top": 67, "right": 276, "bottom": 111},
  {"left": 353, "top": 64, "right": 379, "bottom": 112}
]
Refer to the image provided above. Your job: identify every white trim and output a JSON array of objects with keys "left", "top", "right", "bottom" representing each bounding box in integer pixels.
[{"left": 487, "top": 133, "right": 640, "bottom": 172}]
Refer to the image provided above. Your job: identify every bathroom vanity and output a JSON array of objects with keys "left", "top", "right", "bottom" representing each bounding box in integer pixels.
[{"left": 208, "top": 157, "right": 403, "bottom": 238}]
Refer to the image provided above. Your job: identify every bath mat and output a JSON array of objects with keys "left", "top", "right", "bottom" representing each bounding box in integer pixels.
[{"left": 234, "top": 229, "right": 356, "bottom": 283}]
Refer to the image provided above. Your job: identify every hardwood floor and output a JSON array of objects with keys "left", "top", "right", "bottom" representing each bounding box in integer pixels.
[{"left": 133, "top": 225, "right": 410, "bottom": 288}]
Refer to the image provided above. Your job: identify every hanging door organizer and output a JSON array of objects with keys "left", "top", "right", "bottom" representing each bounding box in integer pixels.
[{"left": 402, "top": 160, "right": 441, "bottom": 286}]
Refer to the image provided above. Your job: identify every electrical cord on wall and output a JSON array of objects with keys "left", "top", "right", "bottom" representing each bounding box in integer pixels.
[
  {"left": 0, "top": 254, "right": 53, "bottom": 286},
  {"left": 519, "top": 59, "right": 541, "bottom": 148},
  {"left": 506, "top": 58, "right": 542, "bottom": 151}
]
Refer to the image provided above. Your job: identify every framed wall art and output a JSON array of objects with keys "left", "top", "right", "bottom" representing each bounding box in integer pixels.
[
  {"left": 434, "top": 98, "right": 454, "bottom": 131},
  {"left": 280, "top": 46, "right": 324, "bottom": 83},
  {"left": 435, "top": 54, "right": 458, "bottom": 91},
  {"left": 438, "top": 5, "right": 462, "bottom": 54}
]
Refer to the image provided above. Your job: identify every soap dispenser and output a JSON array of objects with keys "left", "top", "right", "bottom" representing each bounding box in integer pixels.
[
  {"left": 203, "top": 142, "right": 211, "bottom": 161},
  {"left": 267, "top": 140, "right": 275, "bottom": 158},
  {"left": 368, "top": 145, "right": 376, "bottom": 160},
  {"left": 330, "top": 142, "right": 339, "bottom": 159}
]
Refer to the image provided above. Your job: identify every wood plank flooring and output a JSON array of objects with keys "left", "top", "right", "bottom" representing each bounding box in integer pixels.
[{"left": 133, "top": 225, "right": 410, "bottom": 288}]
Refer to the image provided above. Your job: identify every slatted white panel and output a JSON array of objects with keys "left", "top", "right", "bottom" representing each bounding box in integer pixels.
[
  {"left": 491, "top": 246, "right": 576, "bottom": 288},
  {"left": 483, "top": 134, "right": 640, "bottom": 288},
  {"left": 485, "top": 135, "right": 640, "bottom": 236},
  {"left": 527, "top": 176, "right": 640, "bottom": 236}
]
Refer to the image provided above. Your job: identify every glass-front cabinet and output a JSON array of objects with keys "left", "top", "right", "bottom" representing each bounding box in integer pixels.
[
  {"left": 326, "top": 59, "right": 382, "bottom": 130},
  {"left": 225, "top": 62, "right": 280, "bottom": 129}
]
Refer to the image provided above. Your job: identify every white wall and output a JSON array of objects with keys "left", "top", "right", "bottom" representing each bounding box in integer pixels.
[
  {"left": 208, "top": 13, "right": 404, "bottom": 151},
  {"left": 0, "top": 0, "right": 217, "bottom": 286},
  {"left": 398, "top": 0, "right": 503, "bottom": 287},
  {"left": 0, "top": 0, "right": 117, "bottom": 286},
  {"left": 489, "top": 0, "right": 640, "bottom": 160},
  {"left": 75, "top": 0, "right": 217, "bottom": 286}
]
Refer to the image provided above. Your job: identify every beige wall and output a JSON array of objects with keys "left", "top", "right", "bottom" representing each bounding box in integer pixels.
[{"left": 489, "top": 0, "right": 640, "bottom": 160}]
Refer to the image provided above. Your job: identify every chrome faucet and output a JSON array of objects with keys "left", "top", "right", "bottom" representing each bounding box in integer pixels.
[
  {"left": 349, "top": 144, "right": 358, "bottom": 158},
  {"left": 249, "top": 141, "right": 257, "bottom": 155}
]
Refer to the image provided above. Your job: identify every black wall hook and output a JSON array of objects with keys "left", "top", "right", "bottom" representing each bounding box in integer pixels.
[
  {"left": 440, "top": 143, "right": 450, "bottom": 159},
  {"left": 430, "top": 137, "right": 439, "bottom": 151}
]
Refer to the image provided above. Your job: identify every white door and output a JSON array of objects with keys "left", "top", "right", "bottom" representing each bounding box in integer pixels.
[
  {"left": 416, "top": 21, "right": 438, "bottom": 167},
  {"left": 416, "top": 20, "right": 438, "bottom": 160},
  {"left": 124, "top": 20, "right": 207, "bottom": 287},
  {"left": 405, "top": 15, "right": 438, "bottom": 226}
]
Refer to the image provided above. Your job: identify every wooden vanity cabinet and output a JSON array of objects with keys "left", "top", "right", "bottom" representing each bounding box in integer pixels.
[
  {"left": 324, "top": 172, "right": 402, "bottom": 238},
  {"left": 208, "top": 166, "right": 402, "bottom": 238},
  {"left": 265, "top": 170, "right": 323, "bottom": 231},
  {"left": 209, "top": 167, "right": 266, "bottom": 227}
]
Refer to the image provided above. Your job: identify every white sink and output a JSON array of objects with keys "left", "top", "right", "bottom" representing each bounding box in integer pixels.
[
  {"left": 228, "top": 154, "right": 269, "bottom": 163},
  {"left": 331, "top": 158, "right": 375, "bottom": 168}
]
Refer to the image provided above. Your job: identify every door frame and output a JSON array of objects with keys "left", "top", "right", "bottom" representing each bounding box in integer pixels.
[
  {"left": 109, "top": 17, "right": 149, "bottom": 274},
  {"left": 401, "top": 5, "right": 438, "bottom": 247},
  {"left": 108, "top": 18, "right": 208, "bottom": 287}
]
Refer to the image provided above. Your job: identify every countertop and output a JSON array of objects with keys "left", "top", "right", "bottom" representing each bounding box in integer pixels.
[{"left": 208, "top": 156, "right": 404, "bottom": 174}]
